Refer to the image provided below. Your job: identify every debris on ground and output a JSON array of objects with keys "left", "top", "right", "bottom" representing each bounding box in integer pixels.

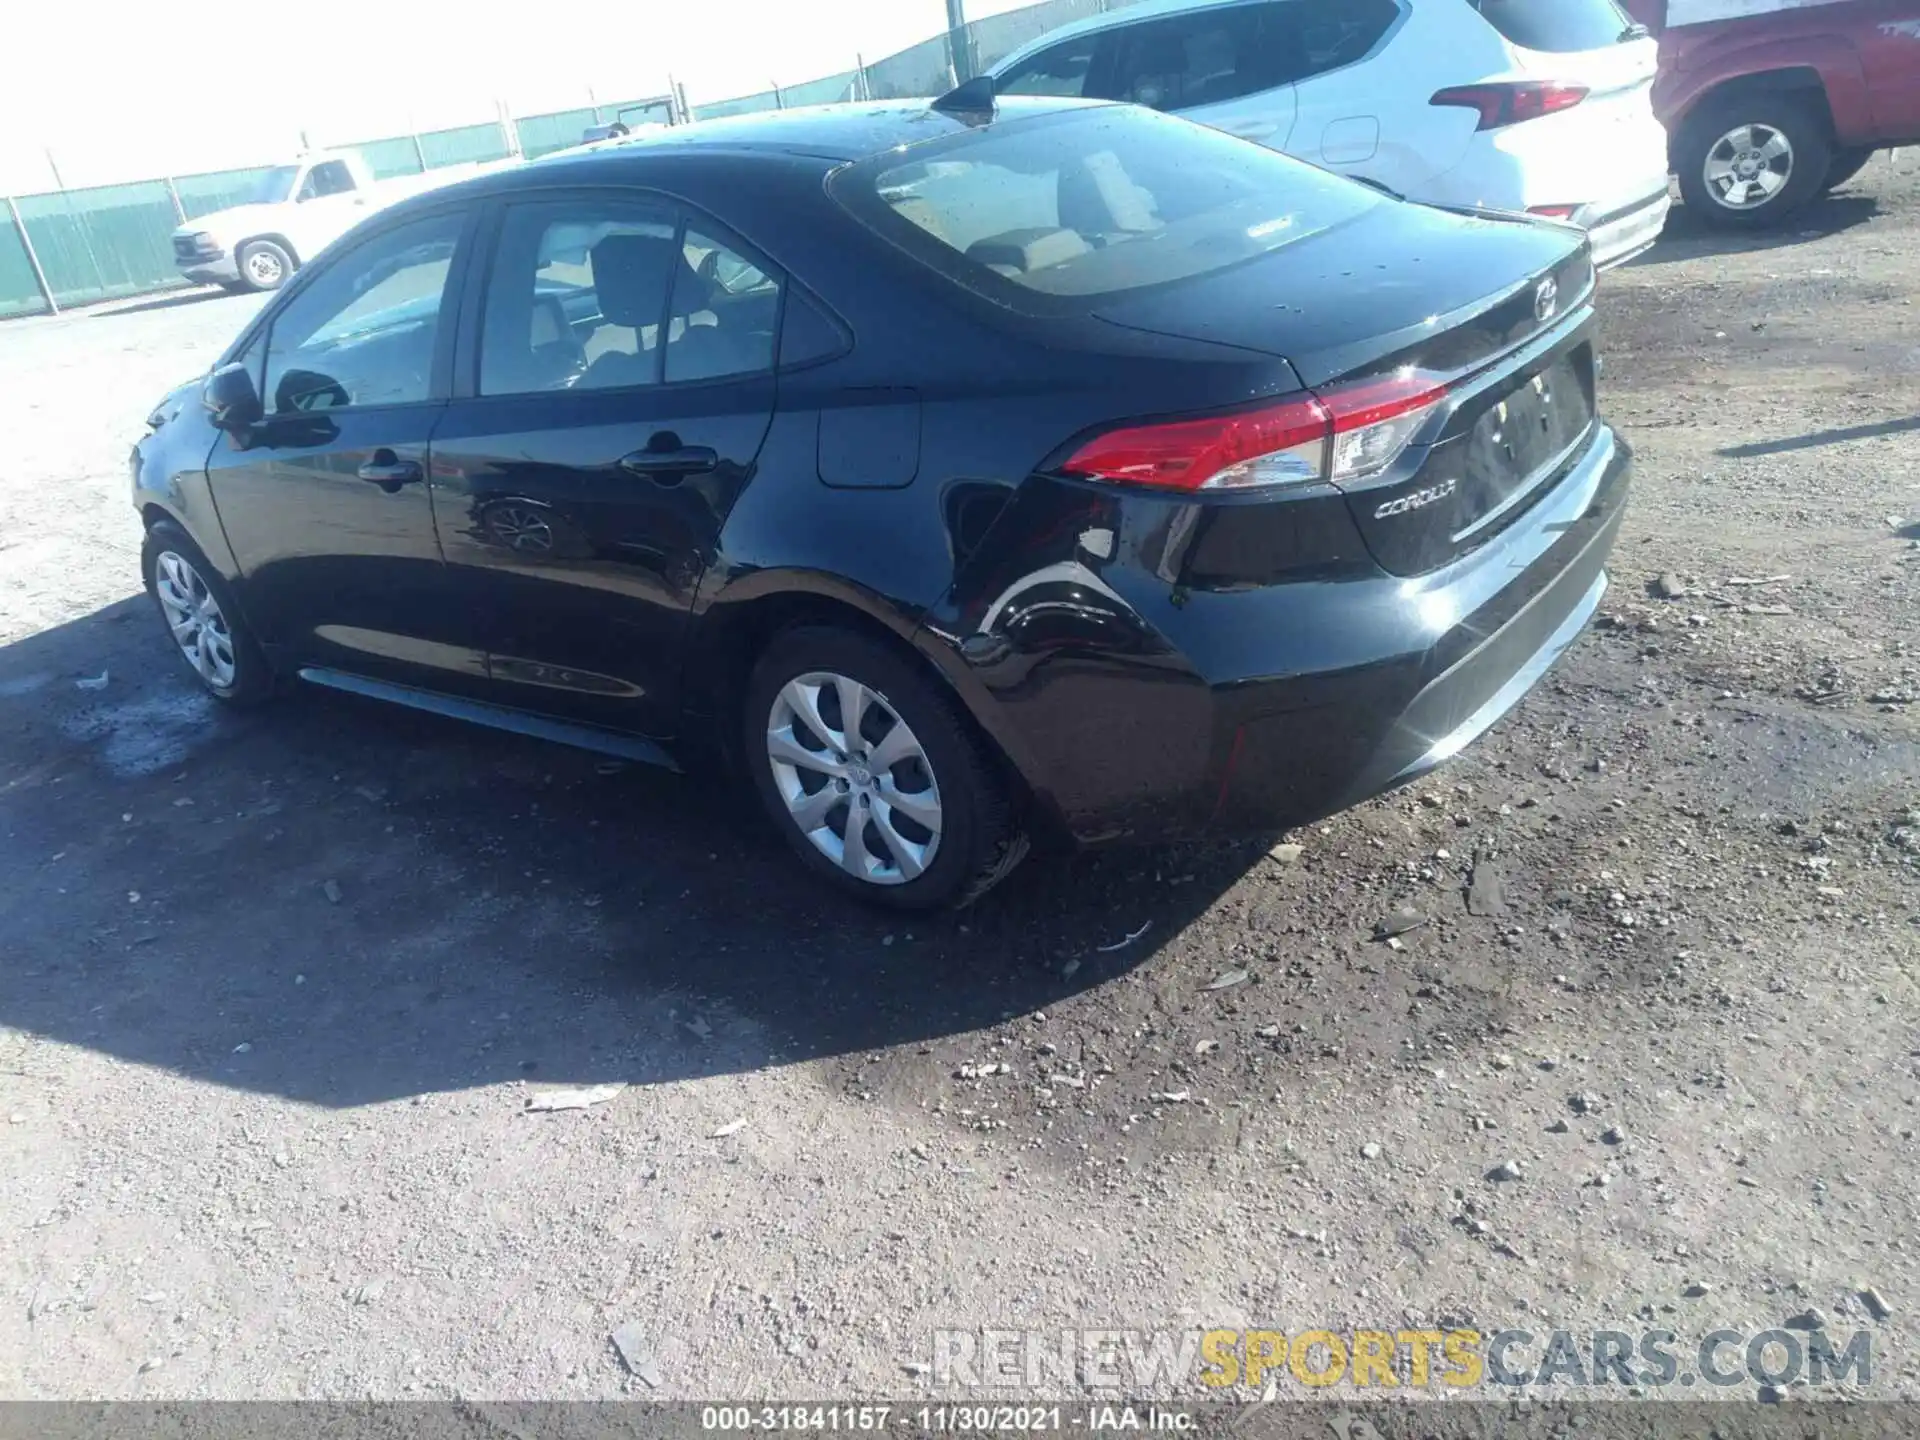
[
  {"left": 1150, "top": 1091, "right": 1192, "bottom": 1104},
  {"left": 1373, "top": 906, "right": 1428, "bottom": 941},
  {"left": 1466, "top": 862, "right": 1505, "bottom": 916},
  {"left": 1267, "top": 841, "right": 1304, "bottom": 865},
  {"left": 1096, "top": 922, "right": 1151, "bottom": 952},
  {"left": 609, "top": 1322, "right": 662, "bottom": 1387},
  {"left": 956, "top": 1062, "right": 1011, "bottom": 1079},
  {"left": 75, "top": 671, "right": 109, "bottom": 690},
  {"left": 321, "top": 879, "right": 342, "bottom": 904},
  {"left": 1487, "top": 1160, "right": 1524, "bottom": 1182},
  {"left": 1862, "top": 1288, "right": 1893, "bottom": 1321},
  {"left": 709, "top": 1118, "right": 747, "bottom": 1139},
  {"left": 1205, "top": 968, "right": 1249, "bottom": 991},
  {"left": 524, "top": 1084, "right": 626, "bottom": 1113}
]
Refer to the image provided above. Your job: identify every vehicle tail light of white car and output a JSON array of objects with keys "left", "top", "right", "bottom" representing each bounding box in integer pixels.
[
  {"left": 1527, "top": 205, "right": 1581, "bottom": 221},
  {"left": 1430, "top": 83, "right": 1590, "bottom": 131},
  {"left": 1061, "top": 373, "right": 1449, "bottom": 493}
]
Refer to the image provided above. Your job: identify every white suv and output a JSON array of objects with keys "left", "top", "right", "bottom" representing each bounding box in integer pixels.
[{"left": 986, "top": 0, "right": 1672, "bottom": 270}]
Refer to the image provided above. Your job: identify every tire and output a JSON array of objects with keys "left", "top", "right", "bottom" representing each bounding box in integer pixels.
[
  {"left": 743, "top": 625, "right": 1027, "bottom": 910},
  {"left": 1822, "top": 146, "right": 1876, "bottom": 194},
  {"left": 141, "top": 521, "right": 277, "bottom": 706},
  {"left": 235, "top": 239, "right": 293, "bottom": 292},
  {"left": 1675, "top": 96, "right": 1831, "bottom": 230}
]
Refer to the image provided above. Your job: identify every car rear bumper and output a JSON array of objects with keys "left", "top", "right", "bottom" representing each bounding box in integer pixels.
[
  {"left": 1584, "top": 189, "right": 1672, "bottom": 270},
  {"left": 932, "top": 423, "right": 1630, "bottom": 846}
]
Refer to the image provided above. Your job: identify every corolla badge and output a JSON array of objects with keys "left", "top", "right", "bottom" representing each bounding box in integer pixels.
[
  {"left": 1534, "top": 276, "right": 1560, "bottom": 323},
  {"left": 1374, "top": 477, "right": 1458, "bottom": 520}
]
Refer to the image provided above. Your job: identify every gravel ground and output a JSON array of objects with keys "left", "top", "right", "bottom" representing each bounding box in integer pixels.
[{"left": 1, "top": 156, "right": 1916, "bottom": 1404}]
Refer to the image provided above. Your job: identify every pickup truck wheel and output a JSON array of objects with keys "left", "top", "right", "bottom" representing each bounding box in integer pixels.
[
  {"left": 1822, "top": 147, "right": 1876, "bottom": 194},
  {"left": 236, "top": 240, "right": 293, "bottom": 292},
  {"left": 1676, "top": 97, "right": 1830, "bottom": 230}
]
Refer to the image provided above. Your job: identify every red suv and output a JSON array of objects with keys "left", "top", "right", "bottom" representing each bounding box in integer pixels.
[{"left": 1622, "top": 0, "right": 1920, "bottom": 228}]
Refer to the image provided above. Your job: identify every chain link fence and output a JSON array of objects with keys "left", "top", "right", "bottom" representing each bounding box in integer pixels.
[{"left": 1, "top": 0, "right": 1144, "bottom": 320}]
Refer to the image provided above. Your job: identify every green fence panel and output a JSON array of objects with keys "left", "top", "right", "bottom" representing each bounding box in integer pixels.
[
  {"left": 969, "top": 0, "right": 1108, "bottom": 70},
  {"left": 516, "top": 107, "right": 597, "bottom": 160},
  {"left": 0, "top": 212, "right": 51, "bottom": 320},
  {"left": 861, "top": 35, "right": 954, "bottom": 101},
  {"left": 351, "top": 137, "right": 426, "bottom": 181},
  {"left": 15, "top": 182, "right": 182, "bottom": 308},
  {"left": 419, "top": 123, "right": 511, "bottom": 169},
  {"left": 173, "top": 166, "right": 281, "bottom": 220},
  {"left": 775, "top": 70, "right": 862, "bottom": 109},
  {"left": 693, "top": 90, "right": 782, "bottom": 121}
]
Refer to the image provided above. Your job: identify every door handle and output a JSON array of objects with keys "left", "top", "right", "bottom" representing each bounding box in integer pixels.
[
  {"left": 357, "top": 451, "right": 424, "bottom": 492},
  {"left": 619, "top": 444, "right": 719, "bottom": 482}
]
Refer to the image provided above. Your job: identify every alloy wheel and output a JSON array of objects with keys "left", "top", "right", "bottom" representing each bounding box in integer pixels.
[
  {"left": 1703, "top": 123, "right": 1794, "bottom": 210},
  {"left": 153, "top": 550, "right": 237, "bottom": 690},
  {"left": 766, "top": 671, "right": 943, "bottom": 885}
]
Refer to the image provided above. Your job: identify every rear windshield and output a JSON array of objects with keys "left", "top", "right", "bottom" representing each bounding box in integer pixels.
[
  {"left": 1471, "top": 0, "right": 1634, "bottom": 51},
  {"left": 830, "top": 105, "right": 1382, "bottom": 310}
]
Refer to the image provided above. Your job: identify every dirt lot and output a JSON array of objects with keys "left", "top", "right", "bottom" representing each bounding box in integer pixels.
[{"left": 2, "top": 159, "right": 1917, "bottom": 1404}]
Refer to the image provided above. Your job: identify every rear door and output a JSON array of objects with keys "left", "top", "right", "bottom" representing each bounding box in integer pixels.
[
  {"left": 202, "top": 206, "right": 486, "bottom": 689},
  {"left": 1275, "top": 0, "right": 1412, "bottom": 177},
  {"left": 429, "top": 190, "right": 780, "bottom": 738}
]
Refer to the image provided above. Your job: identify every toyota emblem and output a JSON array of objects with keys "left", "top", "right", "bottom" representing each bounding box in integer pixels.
[{"left": 1534, "top": 276, "right": 1559, "bottom": 323}]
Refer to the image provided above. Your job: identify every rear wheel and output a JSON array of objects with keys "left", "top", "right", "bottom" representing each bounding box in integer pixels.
[
  {"left": 743, "top": 626, "right": 1026, "bottom": 910},
  {"left": 236, "top": 239, "right": 293, "bottom": 292},
  {"left": 1676, "top": 97, "right": 1831, "bottom": 230},
  {"left": 141, "top": 522, "right": 276, "bottom": 706},
  {"left": 1822, "top": 146, "right": 1876, "bottom": 194}
]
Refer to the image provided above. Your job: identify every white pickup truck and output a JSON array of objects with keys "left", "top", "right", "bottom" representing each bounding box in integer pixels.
[{"left": 171, "top": 150, "right": 502, "bottom": 292}]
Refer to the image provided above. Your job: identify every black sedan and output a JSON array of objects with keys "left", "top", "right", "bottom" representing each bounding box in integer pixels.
[{"left": 131, "top": 93, "right": 1628, "bottom": 910}]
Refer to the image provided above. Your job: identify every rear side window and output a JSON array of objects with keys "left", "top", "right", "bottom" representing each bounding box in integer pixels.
[
  {"left": 1470, "top": 0, "right": 1634, "bottom": 52},
  {"left": 997, "top": 37, "right": 1100, "bottom": 97},
  {"left": 1285, "top": 0, "right": 1401, "bottom": 80},
  {"left": 1099, "top": 4, "right": 1283, "bottom": 110},
  {"left": 832, "top": 105, "right": 1381, "bottom": 309}
]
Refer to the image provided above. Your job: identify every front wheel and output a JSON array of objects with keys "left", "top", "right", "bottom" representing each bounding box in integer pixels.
[
  {"left": 743, "top": 626, "right": 1027, "bottom": 910},
  {"left": 141, "top": 522, "right": 276, "bottom": 705},
  {"left": 1675, "top": 97, "right": 1831, "bottom": 230},
  {"left": 235, "top": 239, "right": 293, "bottom": 292}
]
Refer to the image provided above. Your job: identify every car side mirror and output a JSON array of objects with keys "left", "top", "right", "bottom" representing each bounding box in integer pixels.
[{"left": 203, "top": 362, "right": 263, "bottom": 433}]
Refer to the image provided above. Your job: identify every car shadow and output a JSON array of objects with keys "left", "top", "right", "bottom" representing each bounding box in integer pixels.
[
  {"left": 0, "top": 597, "right": 1255, "bottom": 1110},
  {"left": 1629, "top": 193, "right": 1881, "bottom": 268},
  {"left": 1718, "top": 414, "right": 1920, "bottom": 459},
  {"left": 89, "top": 287, "right": 233, "bottom": 319}
]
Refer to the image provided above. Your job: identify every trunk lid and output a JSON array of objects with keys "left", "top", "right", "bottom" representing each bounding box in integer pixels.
[
  {"left": 1092, "top": 201, "right": 1600, "bottom": 576},
  {"left": 1090, "top": 200, "right": 1591, "bottom": 388}
]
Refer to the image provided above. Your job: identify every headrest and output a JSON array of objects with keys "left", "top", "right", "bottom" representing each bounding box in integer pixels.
[{"left": 590, "top": 232, "right": 702, "bottom": 326}]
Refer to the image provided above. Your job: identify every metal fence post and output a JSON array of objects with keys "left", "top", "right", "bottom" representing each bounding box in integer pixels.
[
  {"left": 163, "top": 177, "right": 186, "bottom": 225},
  {"left": 5, "top": 195, "right": 59, "bottom": 317},
  {"left": 411, "top": 132, "right": 428, "bottom": 172}
]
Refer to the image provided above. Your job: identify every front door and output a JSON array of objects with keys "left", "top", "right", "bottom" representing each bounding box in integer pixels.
[
  {"left": 203, "top": 207, "right": 488, "bottom": 689},
  {"left": 429, "top": 193, "right": 780, "bottom": 737}
]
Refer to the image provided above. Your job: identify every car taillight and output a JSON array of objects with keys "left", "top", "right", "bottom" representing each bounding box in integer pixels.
[
  {"left": 1060, "top": 373, "right": 1447, "bottom": 494},
  {"left": 1527, "top": 204, "right": 1580, "bottom": 221},
  {"left": 1431, "top": 82, "right": 1589, "bottom": 131}
]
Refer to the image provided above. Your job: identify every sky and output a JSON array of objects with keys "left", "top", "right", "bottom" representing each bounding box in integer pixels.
[{"left": 0, "top": 0, "right": 1035, "bottom": 193}]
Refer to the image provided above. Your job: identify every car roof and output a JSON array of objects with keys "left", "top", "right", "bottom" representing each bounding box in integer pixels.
[
  {"left": 521, "top": 96, "right": 1105, "bottom": 173},
  {"left": 989, "top": 0, "right": 1267, "bottom": 75}
]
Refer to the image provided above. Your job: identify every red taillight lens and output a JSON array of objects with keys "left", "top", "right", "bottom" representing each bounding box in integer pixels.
[
  {"left": 1061, "top": 374, "right": 1447, "bottom": 494},
  {"left": 1527, "top": 204, "right": 1580, "bottom": 221},
  {"left": 1431, "top": 82, "right": 1589, "bottom": 131}
]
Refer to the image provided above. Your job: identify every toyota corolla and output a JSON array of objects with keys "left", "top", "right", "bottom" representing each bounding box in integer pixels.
[{"left": 130, "top": 94, "right": 1628, "bottom": 910}]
